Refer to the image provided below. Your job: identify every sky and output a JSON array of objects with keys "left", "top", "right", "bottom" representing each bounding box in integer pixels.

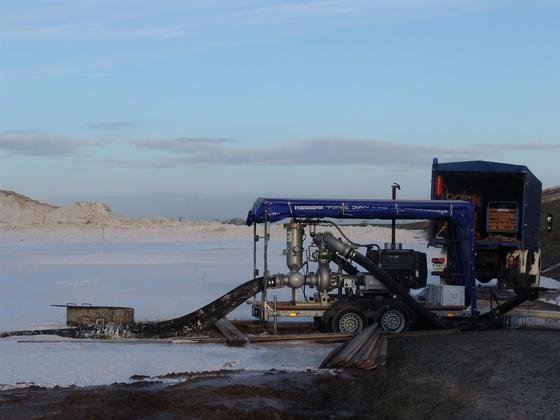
[{"left": 0, "top": 0, "right": 559, "bottom": 218}]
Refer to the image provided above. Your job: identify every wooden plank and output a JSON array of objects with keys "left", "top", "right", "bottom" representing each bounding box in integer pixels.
[
  {"left": 354, "top": 330, "right": 381, "bottom": 368},
  {"left": 321, "top": 323, "right": 378, "bottom": 369},
  {"left": 356, "top": 331, "right": 386, "bottom": 370},
  {"left": 352, "top": 330, "right": 379, "bottom": 364},
  {"left": 231, "top": 320, "right": 315, "bottom": 332},
  {"left": 387, "top": 328, "right": 461, "bottom": 339},
  {"left": 250, "top": 332, "right": 353, "bottom": 343},
  {"left": 215, "top": 318, "right": 248, "bottom": 346},
  {"left": 173, "top": 332, "right": 353, "bottom": 345},
  {"left": 345, "top": 328, "right": 381, "bottom": 368},
  {"left": 319, "top": 341, "right": 349, "bottom": 369},
  {"left": 359, "top": 342, "right": 381, "bottom": 370},
  {"left": 18, "top": 332, "right": 352, "bottom": 346},
  {"left": 322, "top": 338, "right": 356, "bottom": 368},
  {"left": 376, "top": 336, "right": 388, "bottom": 366},
  {"left": 18, "top": 338, "right": 174, "bottom": 344},
  {"left": 172, "top": 337, "right": 226, "bottom": 344},
  {"left": 326, "top": 327, "right": 375, "bottom": 368},
  {"left": 542, "top": 261, "right": 560, "bottom": 274},
  {"left": 337, "top": 324, "right": 377, "bottom": 366}
]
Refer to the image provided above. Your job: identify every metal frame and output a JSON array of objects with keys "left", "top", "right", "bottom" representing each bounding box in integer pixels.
[
  {"left": 250, "top": 213, "right": 478, "bottom": 324},
  {"left": 251, "top": 217, "right": 336, "bottom": 323},
  {"left": 252, "top": 211, "right": 271, "bottom": 321}
]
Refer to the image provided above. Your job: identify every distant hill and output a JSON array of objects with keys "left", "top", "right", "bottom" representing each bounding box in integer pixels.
[
  {"left": 0, "top": 189, "right": 119, "bottom": 226},
  {"left": 543, "top": 186, "right": 560, "bottom": 203},
  {"left": 47, "top": 192, "right": 260, "bottom": 221}
]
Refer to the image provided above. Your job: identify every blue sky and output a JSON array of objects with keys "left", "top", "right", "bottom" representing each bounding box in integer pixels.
[{"left": 1, "top": 0, "right": 559, "bottom": 216}]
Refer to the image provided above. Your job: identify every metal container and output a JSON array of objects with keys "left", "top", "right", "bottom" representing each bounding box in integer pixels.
[
  {"left": 65, "top": 305, "right": 134, "bottom": 326},
  {"left": 285, "top": 221, "right": 304, "bottom": 271},
  {"left": 426, "top": 285, "right": 465, "bottom": 307}
]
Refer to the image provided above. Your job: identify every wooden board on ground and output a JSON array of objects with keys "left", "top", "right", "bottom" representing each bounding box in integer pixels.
[
  {"left": 320, "top": 323, "right": 386, "bottom": 370},
  {"left": 387, "top": 329, "right": 461, "bottom": 339},
  {"left": 17, "top": 338, "right": 175, "bottom": 344},
  {"left": 377, "top": 336, "right": 388, "bottom": 366},
  {"left": 215, "top": 318, "right": 248, "bottom": 346},
  {"left": 172, "top": 332, "right": 353, "bottom": 345},
  {"left": 249, "top": 332, "right": 353, "bottom": 344}
]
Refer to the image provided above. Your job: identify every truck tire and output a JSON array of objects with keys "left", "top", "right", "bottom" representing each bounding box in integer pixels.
[
  {"left": 332, "top": 307, "right": 367, "bottom": 334},
  {"left": 378, "top": 303, "right": 410, "bottom": 333}
]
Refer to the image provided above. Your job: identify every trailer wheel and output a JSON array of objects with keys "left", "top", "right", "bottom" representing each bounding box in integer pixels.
[
  {"left": 378, "top": 304, "right": 410, "bottom": 334},
  {"left": 332, "top": 307, "right": 366, "bottom": 334}
]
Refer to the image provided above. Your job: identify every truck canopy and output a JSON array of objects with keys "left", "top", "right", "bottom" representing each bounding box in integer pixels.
[
  {"left": 246, "top": 198, "right": 477, "bottom": 308},
  {"left": 432, "top": 160, "right": 533, "bottom": 174},
  {"left": 432, "top": 159, "right": 542, "bottom": 250}
]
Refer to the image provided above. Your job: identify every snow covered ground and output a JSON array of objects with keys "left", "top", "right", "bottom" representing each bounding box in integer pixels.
[
  {"left": 0, "top": 235, "right": 337, "bottom": 388},
  {"left": 1, "top": 226, "right": 558, "bottom": 389}
]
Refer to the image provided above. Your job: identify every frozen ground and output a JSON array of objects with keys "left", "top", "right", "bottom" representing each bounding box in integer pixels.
[
  {"left": 0, "top": 235, "right": 338, "bottom": 388},
  {"left": 1, "top": 227, "right": 558, "bottom": 389}
]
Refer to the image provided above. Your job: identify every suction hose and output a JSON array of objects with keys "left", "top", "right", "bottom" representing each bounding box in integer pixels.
[
  {"left": 131, "top": 276, "right": 264, "bottom": 338},
  {"left": 314, "top": 232, "right": 442, "bottom": 329},
  {"left": 2, "top": 277, "right": 264, "bottom": 339}
]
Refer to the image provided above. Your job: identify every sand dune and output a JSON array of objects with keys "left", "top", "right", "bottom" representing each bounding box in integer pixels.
[{"left": 0, "top": 189, "right": 425, "bottom": 243}]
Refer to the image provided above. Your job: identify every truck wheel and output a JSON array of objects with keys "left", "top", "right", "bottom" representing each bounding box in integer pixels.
[
  {"left": 332, "top": 307, "right": 366, "bottom": 334},
  {"left": 378, "top": 304, "right": 410, "bottom": 334}
]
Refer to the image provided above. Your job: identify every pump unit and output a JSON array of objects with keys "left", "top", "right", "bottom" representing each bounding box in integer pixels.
[{"left": 367, "top": 248, "right": 427, "bottom": 290}]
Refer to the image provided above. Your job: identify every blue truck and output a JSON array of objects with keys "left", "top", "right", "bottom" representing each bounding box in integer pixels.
[{"left": 430, "top": 158, "right": 542, "bottom": 291}]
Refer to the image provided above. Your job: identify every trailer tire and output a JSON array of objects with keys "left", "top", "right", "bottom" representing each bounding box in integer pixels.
[
  {"left": 378, "top": 303, "right": 410, "bottom": 334},
  {"left": 332, "top": 307, "right": 367, "bottom": 334}
]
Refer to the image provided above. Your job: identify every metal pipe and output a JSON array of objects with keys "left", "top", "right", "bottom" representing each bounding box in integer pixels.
[
  {"left": 273, "top": 295, "right": 278, "bottom": 335},
  {"left": 286, "top": 220, "right": 304, "bottom": 271},
  {"left": 253, "top": 222, "right": 258, "bottom": 278},
  {"left": 391, "top": 183, "right": 400, "bottom": 249},
  {"left": 262, "top": 211, "right": 269, "bottom": 318},
  {"left": 264, "top": 211, "right": 269, "bottom": 279}
]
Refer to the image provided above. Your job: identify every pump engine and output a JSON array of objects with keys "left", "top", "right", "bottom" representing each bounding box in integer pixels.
[{"left": 267, "top": 220, "right": 427, "bottom": 302}]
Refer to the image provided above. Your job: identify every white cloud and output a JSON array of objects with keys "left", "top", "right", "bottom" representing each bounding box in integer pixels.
[
  {"left": 2, "top": 0, "right": 506, "bottom": 42},
  {"left": 475, "top": 142, "right": 560, "bottom": 151},
  {"left": 0, "top": 131, "right": 110, "bottom": 156},
  {"left": 131, "top": 136, "right": 560, "bottom": 168},
  {"left": 132, "top": 136, "right": 480, "bottom": 167},
  {"left": 0, "top": 0, "right": 515, "bottom": 79},
  {"left": 133, "top": 137, "right": 236, "bottom": 153},
  {"left": 5, "top": 130, "right": 554, "bottom": 169}
]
